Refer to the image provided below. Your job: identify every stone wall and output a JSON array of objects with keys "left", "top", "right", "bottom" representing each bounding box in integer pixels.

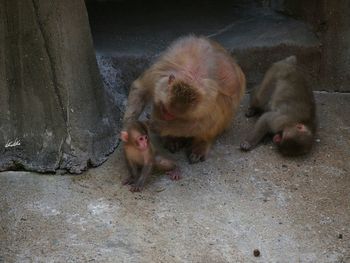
[{"left": 268, "top": 0, "right": 350, "bottom": 91}]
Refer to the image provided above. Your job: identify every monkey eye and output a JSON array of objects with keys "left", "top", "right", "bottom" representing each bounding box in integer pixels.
[
  {"left": 139, "top": 135, "right": 147, "bottom": 141},
  {"left": 296, "top": 124, "right": 304, "bottom": 130}
]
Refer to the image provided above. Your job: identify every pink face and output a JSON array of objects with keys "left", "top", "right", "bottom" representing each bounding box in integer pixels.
[
  {"left": 135, "top": 134, "right": 149, "bottom": 151},
  {"left": 160, "top": 104, "right": 176, "bottom": 121},
  {"left": 273, "top": 133, "right": 282, "bottom": 144},
  {"left": 273, "top": 124, "right": 309, "bottom": 145},
  {"left": 120, "top": 130, "right": 149, "bottom": 151}
]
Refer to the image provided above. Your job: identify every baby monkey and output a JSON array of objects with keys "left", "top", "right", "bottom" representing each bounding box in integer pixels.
[
  {"left": 240, "top": 56, "right": 316, "bottom": 156},
  {"left": 121, "top": 121, "right": 181, "bottom": 192}
]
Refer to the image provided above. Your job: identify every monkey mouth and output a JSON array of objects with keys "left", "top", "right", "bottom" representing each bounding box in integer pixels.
[
  {"left": 161, "top": 105, "right": 176, "bottom": 121},
  {"left": 273, "top": 132, "right": 282, "bottom": 144}
]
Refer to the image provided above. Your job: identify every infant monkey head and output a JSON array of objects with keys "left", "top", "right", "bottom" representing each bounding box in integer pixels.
[
  {"left": 120, "top": 121, "right": 149, "bottom": 151},
  {"left": 273, "top": 123, "right": 313, "bottom": 156}
]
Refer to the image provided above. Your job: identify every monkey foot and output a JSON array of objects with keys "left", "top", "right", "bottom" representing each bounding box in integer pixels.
[
  {"left": 187, "top": 152, "right": 206, "bottom": 164},
  {"left": 166, "top": 168, "right": 181, "bottom": 181},
  {"left": 240, "top": 141, "right": 252, "bottom": 151},
  {"left": 129, "top": 185, "right": 143, "bottom": 192}
]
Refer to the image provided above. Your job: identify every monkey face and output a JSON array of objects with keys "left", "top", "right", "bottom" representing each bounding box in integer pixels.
[
  {"left": 121, "top": 121, "right": 150, "bottom": 151},
  {"left": 133, "top": 133, "right": 149, "bottom": 151},
  {"left": 157, "top": 103, "right": 176, "bottom": 121},
  {"left": 275, "top": 124, "right": 313, "bottom": 156}
]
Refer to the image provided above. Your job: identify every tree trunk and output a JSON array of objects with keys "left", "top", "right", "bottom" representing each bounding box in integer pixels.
[{"left": 0, "top": 0, "right": 120, "bottom": 173}]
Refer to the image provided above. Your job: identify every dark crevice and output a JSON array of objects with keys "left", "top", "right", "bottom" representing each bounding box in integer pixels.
[{"left": 316, "top": 90, "right": 350, "bottom": 94}]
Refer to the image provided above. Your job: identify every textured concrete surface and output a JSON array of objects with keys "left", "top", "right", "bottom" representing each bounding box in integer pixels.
[{"left": 1, "top": 92, "right": 349, "bottom": 262}]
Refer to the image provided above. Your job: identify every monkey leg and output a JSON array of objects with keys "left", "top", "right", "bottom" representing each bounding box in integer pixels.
[
  {"left": 187, "top": 138, "right": 211, "bottom": 164},
  {"left": 163, "top": 136, "right": 192, "bottom": 153},
  {"left": 247, "top": 81, "right": 277, "bottom": 117},
  {"left": 123, "top": 161, "right": 139, "bottom": 185},
  {"left": 155, "top": 155, "right": 176, "bottom": 171},
  {"left": 123, "top": 175, "right": 136, "bottom": 185},
  {"left": 129, "top": 164, "right": 152, "bottom": 192},
  {"left": 154, "top": 155, "right": 181, "bottom": 180}
]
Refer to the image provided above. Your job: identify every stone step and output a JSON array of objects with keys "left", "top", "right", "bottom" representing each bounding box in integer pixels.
[{"left": 87, "top": 1, "right": 321, "bottom": 99}]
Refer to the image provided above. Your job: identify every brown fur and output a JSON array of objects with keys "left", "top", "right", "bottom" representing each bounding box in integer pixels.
[
  {"left": 121, "top": 121, "right": 181, "bottom": 192},
  {"left": 123, "top": 36, "right": 246, "bottom": 163},
  {"left": 240, "top": 56, "right": 316, "bottom": 156}
]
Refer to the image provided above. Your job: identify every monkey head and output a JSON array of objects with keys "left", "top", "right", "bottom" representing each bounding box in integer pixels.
[
  {"left": 121, "top": 121, "right": 149, "bottom": 151},
  {"left": 154, "top": 74, "right": 202, "bottom": 120},
  {"left": 273, "top": 123, "right": 313, "bottom": 156}
]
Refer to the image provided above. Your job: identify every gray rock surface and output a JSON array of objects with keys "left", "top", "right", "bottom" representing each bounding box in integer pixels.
[
  {"left": 1, "top": 93, "right": 349, "bottom": 262},
  {"left": 267, "top": 0, "right": 350, "bottom": 92},
  {"left": 0, "top": 0, "right": 120, "bottom": 173},
  {"left": 88, "top": 1, "right": 321, "bottom": 90}
]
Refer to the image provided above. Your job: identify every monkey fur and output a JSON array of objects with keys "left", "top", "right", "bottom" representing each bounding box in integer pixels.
[
  {"left": 240, "top": 56, "right": 316, "bottom": 156},
  {"left": 121, "top": 121, "right": 181, "bottom": 192},
  {"left": 123, "top": 35, "right": 246, "bottom": 163}
]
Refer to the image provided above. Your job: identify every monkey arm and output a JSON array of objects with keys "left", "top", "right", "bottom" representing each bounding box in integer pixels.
[
  {"left": 241, "top": 112, "right": 283, "bottom": 150},
  {"left": 123, "top": 78, "right": 152, "bottom": 126},
  {"left": 123, "top": 158, "right": 139, "bottom": 185},
  {"left": 154, "top": 155, "right": 176, "bottom": 171}
]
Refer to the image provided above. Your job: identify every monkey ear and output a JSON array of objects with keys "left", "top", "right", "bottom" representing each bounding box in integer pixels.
[
  {"left": 168, "top": 74, "right": 175, "bottom": 85},
  {"left": 120, "top": 131, "right": 129, "bottom": 142}
]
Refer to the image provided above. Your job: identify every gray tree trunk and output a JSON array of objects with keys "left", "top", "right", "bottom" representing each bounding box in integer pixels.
[{"left": 0, "top": 0, "right": 120, "bottom": 173}]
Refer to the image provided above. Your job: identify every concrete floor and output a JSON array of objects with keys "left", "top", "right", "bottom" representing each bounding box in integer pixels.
[{"left": 1, "top": 93, "right": 349, "bottom": 263}]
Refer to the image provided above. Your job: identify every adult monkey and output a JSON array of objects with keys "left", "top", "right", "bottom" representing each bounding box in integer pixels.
[{"left": 123, "top": 36, "right": 246, "bottom": 163}]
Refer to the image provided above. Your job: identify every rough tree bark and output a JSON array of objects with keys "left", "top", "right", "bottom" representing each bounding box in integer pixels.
[{"left": 0, "top": 0, "right": 120, "bottom": 173}]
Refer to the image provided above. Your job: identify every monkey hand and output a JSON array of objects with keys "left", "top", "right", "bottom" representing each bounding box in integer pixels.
[
  {"left": 188, "top": 152, "right": 206, "bottom": 163},
  {"left": 240, "top": 140, "right": 252, "bottom": 151},
  {"left": 122, "top": 176, "right": 135, "bottom": 185},
  {"left": 166, "top": 167, "right": 182, "bottom": 181}
]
